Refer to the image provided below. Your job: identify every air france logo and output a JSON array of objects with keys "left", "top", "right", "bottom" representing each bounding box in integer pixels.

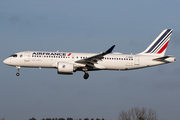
[
  {"left": 67, "top": 53, "right": 71, "bottom": 56},
  {"left": 32, "top": 52, "right": 67, "bottom": 56}
]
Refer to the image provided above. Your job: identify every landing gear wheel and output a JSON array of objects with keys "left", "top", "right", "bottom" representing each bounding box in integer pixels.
[
  {"left": 16, "top": 66, "right": 20, "bottom": 76},
  {"left": 16, "top": 73, "right": 20, "bottom": 76},
  {"left": 83, "top": 73, "right": 89, "bottom": 79}
]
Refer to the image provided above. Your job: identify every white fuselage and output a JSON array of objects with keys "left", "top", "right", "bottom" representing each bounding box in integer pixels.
[
  {"left": 3, "top": 29, "right": 176, "bottom": 79},
  {"left": 3, "top": 51, "right": 175, "bottom": 71}
]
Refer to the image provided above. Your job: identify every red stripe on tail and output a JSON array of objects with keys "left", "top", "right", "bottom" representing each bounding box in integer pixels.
[{"left": 157, "top": 41, "right": 169, "bottom": 54}]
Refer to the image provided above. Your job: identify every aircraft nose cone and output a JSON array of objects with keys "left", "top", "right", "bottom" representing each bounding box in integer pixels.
[{"left": 3, "top": 58, "right": 11, "bottom": 65}]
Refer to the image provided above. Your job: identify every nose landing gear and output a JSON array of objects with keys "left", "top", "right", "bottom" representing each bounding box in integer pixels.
[{"left": 16, "top": 66, "right": 20, "bottom": 76}]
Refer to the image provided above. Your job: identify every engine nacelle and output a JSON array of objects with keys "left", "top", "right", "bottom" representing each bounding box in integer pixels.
[{"left": 57, "top": 62, "right": 74, "bottom": 75}]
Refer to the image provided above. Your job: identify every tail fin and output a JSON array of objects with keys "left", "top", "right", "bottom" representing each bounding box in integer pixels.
[{"left": 139, "top": 29, "right": 173, "bottom": 56}]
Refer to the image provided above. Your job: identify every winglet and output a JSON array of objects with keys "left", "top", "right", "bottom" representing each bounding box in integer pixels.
[{"left": 106, "top": 45, "right": 115, "bottom": 53}]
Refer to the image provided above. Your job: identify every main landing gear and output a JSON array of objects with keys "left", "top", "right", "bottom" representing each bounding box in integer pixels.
[
  {"left": 83, "top": 72, "right": 89, "bottom": 79},
  {"left": 16, "top": 66, "right": 20, "bottom": 76},
  {"left": 83, "top": 67, "right": 89, "bottom": 79}
]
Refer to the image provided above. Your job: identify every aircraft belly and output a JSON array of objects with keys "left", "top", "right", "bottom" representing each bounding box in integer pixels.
[
  {"left": 99, "top": 61, "right": 124, "bottom": 70},
  {"left": 99, "top": 61, "right": 145, "bottom": 70},
  {"left": 94, "top": 64, "right": 106, "bottom": 69}
]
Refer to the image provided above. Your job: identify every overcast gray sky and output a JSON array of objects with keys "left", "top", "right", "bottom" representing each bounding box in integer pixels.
[{"left": 1, "top": 0, "right": 180, "bottom": 120}]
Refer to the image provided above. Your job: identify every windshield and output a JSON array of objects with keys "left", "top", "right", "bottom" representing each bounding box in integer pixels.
[{"left": 9, "top": 54, "right": 17, "bottom": 57}]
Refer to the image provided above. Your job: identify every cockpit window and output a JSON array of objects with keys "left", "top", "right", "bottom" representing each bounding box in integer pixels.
[{"left": 9, "top": 54, "right": 17, "bottom": 57}]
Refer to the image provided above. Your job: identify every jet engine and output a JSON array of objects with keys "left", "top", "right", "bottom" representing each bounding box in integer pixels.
[{"left": 57, "top": 62, "right": 74, "bottom": 74}]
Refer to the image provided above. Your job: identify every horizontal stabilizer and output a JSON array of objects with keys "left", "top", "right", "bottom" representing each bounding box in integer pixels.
[{"left": 153, "top": 56, "right": 172, "bottom": 61}]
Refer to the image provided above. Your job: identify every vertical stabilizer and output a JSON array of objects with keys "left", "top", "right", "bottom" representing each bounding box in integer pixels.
[{"left": 139, "top": 29, "right": 173, "bottom": 56}]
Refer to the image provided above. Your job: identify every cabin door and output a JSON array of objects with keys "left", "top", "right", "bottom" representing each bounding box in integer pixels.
[
  {"left": 24, "top": 52, "right": 30, "bottom": 62},
  {"left": 134, "top": 56, "right": 140, "bottom": 65}
]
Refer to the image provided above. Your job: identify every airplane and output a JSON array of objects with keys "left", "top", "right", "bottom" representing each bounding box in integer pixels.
[{"left": 3, "top": 29, "right": 176, "bottom": 79}]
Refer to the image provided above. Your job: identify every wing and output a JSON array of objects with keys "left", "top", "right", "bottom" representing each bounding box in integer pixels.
[{"left": 75, "top": 45, "right": 115, "bottom": 66}]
